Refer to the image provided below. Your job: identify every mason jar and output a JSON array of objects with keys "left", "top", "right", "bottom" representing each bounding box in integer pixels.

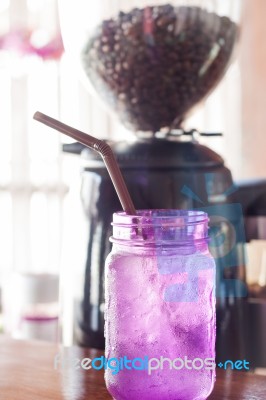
[{"left": 105, "top": 209, "right": 216, "bottom": 400}]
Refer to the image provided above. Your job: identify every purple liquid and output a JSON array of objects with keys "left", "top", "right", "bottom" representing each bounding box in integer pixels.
[{"left": 105, "top": 211, "right": 216, "bottom": 400}]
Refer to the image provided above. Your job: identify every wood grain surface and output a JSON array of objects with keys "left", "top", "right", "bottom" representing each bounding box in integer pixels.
[{"left": 0, "top": 337, "right": 266, "bottom": 400}]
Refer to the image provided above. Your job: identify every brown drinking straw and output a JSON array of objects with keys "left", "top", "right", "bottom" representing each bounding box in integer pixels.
[{"left": 33, "top": 111, "right": 136, "bottom": 215}]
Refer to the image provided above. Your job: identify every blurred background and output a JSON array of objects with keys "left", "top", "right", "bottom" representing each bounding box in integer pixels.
[{"left": 0, "top": 0, "right": 265, "bottom": 358}]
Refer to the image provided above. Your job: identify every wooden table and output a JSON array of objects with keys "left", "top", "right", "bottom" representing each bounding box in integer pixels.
[{"left": 0, "top": 337, "right": 266, "bottom": 400}]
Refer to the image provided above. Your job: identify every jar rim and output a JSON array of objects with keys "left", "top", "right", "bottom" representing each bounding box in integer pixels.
[
  {"left": 112, "top": 209, "right": 208, "bottom": 226},
  {"left": 111, "top": 209, "right": 209, "bottom": 245}
]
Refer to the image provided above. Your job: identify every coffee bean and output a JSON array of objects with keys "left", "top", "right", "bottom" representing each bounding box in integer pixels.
[{"left": 82, "top": 5, "right": 237, "bottom": 133}]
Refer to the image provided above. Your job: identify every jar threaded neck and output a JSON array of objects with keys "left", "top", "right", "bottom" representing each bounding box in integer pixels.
[{"left": 111, "top": 209, "right": 208, "bottom": 246}]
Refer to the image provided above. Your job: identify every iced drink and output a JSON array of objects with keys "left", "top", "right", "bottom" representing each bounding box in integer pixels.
[{"left": 105, "top": 210, "right": 216, "bottom": 400}]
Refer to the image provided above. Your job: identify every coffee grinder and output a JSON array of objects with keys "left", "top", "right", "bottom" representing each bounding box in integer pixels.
[{"left": 59, "top": 0, "right": 254, "bottom": 362}]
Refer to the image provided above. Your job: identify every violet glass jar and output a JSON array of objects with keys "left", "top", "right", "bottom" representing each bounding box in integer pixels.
[{"left": 105, "top": 209, "right": 216, "bottom": 400}]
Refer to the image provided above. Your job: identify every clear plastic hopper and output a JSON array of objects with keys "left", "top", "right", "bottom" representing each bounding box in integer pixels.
[{"left": 59, "top": 1, "right": 240, "bottom": 134}]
